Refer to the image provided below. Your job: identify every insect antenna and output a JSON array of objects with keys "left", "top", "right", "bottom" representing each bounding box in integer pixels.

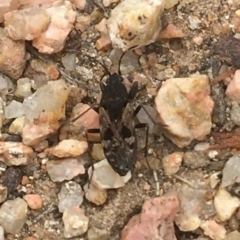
[{"left": 117, "top": 45, "right": 138, "bottom": 76}]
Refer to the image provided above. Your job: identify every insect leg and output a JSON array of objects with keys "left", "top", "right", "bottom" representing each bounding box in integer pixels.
[
  {"left": 85, "top": 128, "right": 101, "bottom": 187},
  {"left": 134, "top": 123, "right": 149, "bottom": 158},
  {"left": 135, "top": 121, "right": 160, "bottom": 196},
  {"left": 133, "top": 105, "right": 157, "bottom": 124}
]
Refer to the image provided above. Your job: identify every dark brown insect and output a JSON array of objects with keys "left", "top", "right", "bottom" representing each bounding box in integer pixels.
[
  {"left": 213, "top": 36, "right": 240, "bottom": 68},
  {"left": 74, "top": 50, "right": 149, "bottom": 176},
  {"left": 212, "top": 36, "right": 240, "bottom": 84}
]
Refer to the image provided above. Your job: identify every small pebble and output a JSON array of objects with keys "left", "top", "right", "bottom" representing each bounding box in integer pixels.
[
  {"left": 23, "top": 194, "right": 43, "bottom": 210},
  {"left": 45, "top": 139, "right": 88, "bottom": 158},
  {"left": 84, "top": 183, "right": 107, "bottom": 205},
  {"left": 21, "top": 176, "right": 30, "bottom": 185},
  {"left": 201, "top": 220, "right": 226, "bottom": 240},
  {"left": 214, "top": 188, "right": 240, "bottom": 221},
  {"left": 193, "top": 36, "right": 203, "bottom": 45},
  {"left": 162, "top": 152, "right": 183, "bottom": 175},
  {"left": 89, "top": 159, "right": 131, "bottom": 190},
  {"left": 47, "top": 159, "right": 85, "bottom": 182},
  {"left": 63, "top": 206, "right": 89, "bottom": 238},
  {"left": 58, "top": 181, "right": 84, "bottom": 213},
  {"left": 87, "top": 227, "right": 110, "bottom": 240},
  {"left": 0, "top": 198, "right": 28, "bottom": 234}
]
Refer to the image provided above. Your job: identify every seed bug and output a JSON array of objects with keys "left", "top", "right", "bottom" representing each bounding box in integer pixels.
[{"left": 73, "top": 49, "right": 149, "bottom": 177}]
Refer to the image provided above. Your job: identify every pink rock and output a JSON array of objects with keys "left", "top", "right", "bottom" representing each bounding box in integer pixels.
[
  {"left": 22, "top": 112, "right": 61, "bottom": 146},
  {"left": 59, "top": 103, "right": 100, "bottom": 142},
  {"left": 71, "top": 103, "right": 100, "bottom": 130},
  {"left": 33, "top": 140, "right": 48, "bottom": 152},
  {"left": 155, "top": 75, "right": 214, "bottom": 148},
  {"left": 23, "top": 194, "right": 43, "bottom": 210},
  {"left": 121, "top": 193, "right": 180, "bottom": 240},
  {"left": 0, "top": 27, "right": 26, "bottom": 80},
  {"left": 45, "top": 139, "right": 88, "bottom": 158},
  {"left": 0, "top": 0, "right": 19, "bottom": 23},
  {"left": 95, "top": 36, "right": 112, "bottom": 51},
  {"left": 4, "top": 8, "right": 50, "bottom": 40},
  {"left": 32, "top": 1, "right": 76, "bottom": 53},
  {"left": 162, "top": 152, "right": 184, "bottom": 175},
  {"left": 193, "top": 36, "right": 203, "bottom": 45},
  {"left": 159, "top": 24, "right": 185, "bottom": 39},
  {"left": 226, "top": 69, "right": 240, "bottom": 103},
  {"left": 0, "top": 142, "right": 34, "bottom": 166},
  {"left": 201, "top": 220, "right": 226, "bottom": 240}
]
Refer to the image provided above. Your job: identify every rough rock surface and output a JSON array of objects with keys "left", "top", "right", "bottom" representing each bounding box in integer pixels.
[
  {"left": 32, "top": 0, "right": 77, "bottom": 53},
  {"left": 0, "top": 142, "right": 34, "bottom": 166},
  {"left": 121, "top": 193, "right": 179, "bottom": 240},
  {"left": 0, "top": 27, "right": 26, "bottom": 79},
  {"left": 4, "top": 8, "right": 50, "bottom": 40},
  {"left": 107, "top": 0, "right": 165, "bottom": 51},
  {"left": 155, "top": 75, "right": 214, "bottom": 148},
  {"left": 22, "top": 79, "right": 70, "bottom": 146},
  {"left": 0, "top": 0, "right": 19, "bottom": 23}
]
